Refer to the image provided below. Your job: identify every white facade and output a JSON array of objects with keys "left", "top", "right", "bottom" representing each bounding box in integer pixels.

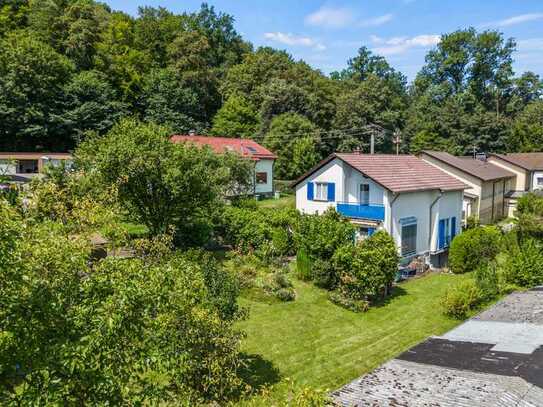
[
  {"left": 295, "top": 158, "right": 463, "bottom": 264},
  {"left": 532, "top": 171, "right": 543, "bottom": 191},
  {"left": 254, "top": 159, "right": 274, "bottom": 195},
  {"left": 0, "top": 160, "right": 16, "bottom": 176}
]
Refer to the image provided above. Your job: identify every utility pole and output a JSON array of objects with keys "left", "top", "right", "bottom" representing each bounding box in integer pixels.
[
  {"left": 392, "top": 129, "right": 402, "bottom": 155},
  {"left": 370, "top": 131, "right": 375, "bottom": 154}
]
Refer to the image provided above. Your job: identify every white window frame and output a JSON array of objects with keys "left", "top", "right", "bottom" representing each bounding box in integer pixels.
[
  {"left": 537, "top": 177, "right": 543, "bottom": 186},
  {"left": 315, "top": 182, "right": 328, "bottom": 201}
]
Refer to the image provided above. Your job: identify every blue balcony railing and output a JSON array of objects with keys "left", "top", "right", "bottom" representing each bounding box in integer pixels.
[{"left": 336, "top": 202, "right": 385, "bottom": 221}]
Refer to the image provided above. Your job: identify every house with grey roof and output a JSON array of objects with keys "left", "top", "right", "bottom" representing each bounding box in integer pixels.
[
  {"left": 420, "top": 151, "right": 515, "bottom": 224},
  {"left": 291, "top": 153, "right": 467, "bottom": 268}
]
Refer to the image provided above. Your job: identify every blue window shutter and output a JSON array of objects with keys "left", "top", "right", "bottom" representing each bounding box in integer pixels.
[
  {"left": 451, "top": 217, "right": 457, "bottom": 240},
  {"left": 327, "top": 183, "right": 335, "bottom": 202},
  {"left": 438, "top": 219, "right": 445, "bottom": 249},
  {"left": 368, "top": 227, "right": 375, "bottom": 236},
  {"left": 307, "top": 182, "right": 314, "bottom": 200}
]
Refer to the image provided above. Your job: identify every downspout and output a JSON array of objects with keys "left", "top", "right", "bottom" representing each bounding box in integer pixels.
[
  {"left": 428, "top": 191, "right": 443, "bottom": 251},
  {"left": 502, "top": 179, "right": 506, "bottom": 218},
  {"left": 491, "top": 181, "right": 496, "bottom": 222},
  {"left": 388, "top": 192, "right": 400, "bottom": 235}
]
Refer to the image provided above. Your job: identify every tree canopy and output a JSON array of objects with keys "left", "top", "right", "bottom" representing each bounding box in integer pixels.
[{"left": 0, "top": 2, "right": 541, "bottom": 179}]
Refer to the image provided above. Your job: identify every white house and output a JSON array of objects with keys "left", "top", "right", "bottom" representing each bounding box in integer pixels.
[
  {"left": 487, "top": 153, "right": 543, "bottom": 217},
  {"left": 420, "top": 151, "right": 515, "bottom": 224},
  {"left": 0, "top": 152, "right": 73, "bottom": 182},
  {"left": 292, "top": 153, "right": 467, "bottom": 268},
  {"left": 171, "top": 134, "right": 277, "bottom": 196}
]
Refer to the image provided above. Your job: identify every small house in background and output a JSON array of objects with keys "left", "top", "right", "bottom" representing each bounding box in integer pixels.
[
  {"left": 0, "top": 152, "right": 73, "bottom": 183},
  {"left": 171, "top": 134, "right": 277, "bottom": 197},
  {"left": 292, "top": 153, "right": 467, "bottom": 268},
  {"left": 487, "top": 152, "right": 543, "bottom": 216},
  {"left": 420, "top": 151, "right": 515, "bottom": 224}
]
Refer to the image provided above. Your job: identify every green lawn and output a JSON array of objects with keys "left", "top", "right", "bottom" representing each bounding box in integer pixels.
[
  {"left": 256, "top": 195, "right": 295, "bottom": 209},
  {"left": 236, "top": 272, "right": 469, "bottom": 402}
]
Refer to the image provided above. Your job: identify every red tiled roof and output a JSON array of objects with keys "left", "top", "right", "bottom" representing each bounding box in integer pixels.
[
  {"left": 422, "top": 151, "right": 515, "bottom": 181},
  {"left": 170, "top": 135, "right": 277, "bottom": 160},
  {"left": 292, "top": 153, "right": 468, "bottom": 193},
  {"left": 489, "top": 152, "right": 543, "bottom": 171}
]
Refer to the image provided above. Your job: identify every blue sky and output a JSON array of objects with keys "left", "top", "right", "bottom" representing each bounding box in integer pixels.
[{"left": 104, "top": 0, "right": 543, "bottom": 80}]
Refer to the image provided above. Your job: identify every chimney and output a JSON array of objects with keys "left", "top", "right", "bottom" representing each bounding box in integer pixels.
[
  {"left": 354, "top": 147, "right": 361, "bottom": 155},
  {"left": 188, "top": 129, "right": 196, "bottom": 136}
]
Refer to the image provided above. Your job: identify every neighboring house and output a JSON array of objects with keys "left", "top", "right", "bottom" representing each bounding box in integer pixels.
[
  {"left": 487, "top": 152, "right": 543, "bottom": 217},
  {"left": 292, "top": 153, "right": 467, "bottom": 267},
  {"left": 420, "top": 151, "right": 515, "bottom": 224},
  {"left": 0, "top": 152, "right": 73, "bottom": 182},
  {"left": 171, "top": 135, "right": 277, "bottom": 196}
]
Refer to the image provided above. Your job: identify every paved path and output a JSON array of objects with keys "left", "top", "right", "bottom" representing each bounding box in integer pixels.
[{"left": 332, "top": 287, "right": 543, "bottom": 406}]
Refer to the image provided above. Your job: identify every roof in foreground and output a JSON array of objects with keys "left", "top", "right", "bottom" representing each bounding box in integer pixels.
[
  {"left": 292, "top": 153, "right": 468, "bottom": 193},
  {"left": 490, "top": 152, "right": 543, "bottom": 171},
  {"left": 422, "top": 151, "right": 515, "bottom": 181},
  {"left": 170, "top": 135, "right": 277, "bottom": 160}
]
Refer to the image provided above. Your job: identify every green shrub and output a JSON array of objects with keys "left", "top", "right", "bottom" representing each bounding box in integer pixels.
[
  {"left": 224, "top": 254, "right": 296, "bottom": 302},
  {"left": 441, "top": 279, "right": 482, "bottom": 318},
  {"left": 465, "top": 215, "right": 480, "bottom": 229},
  {"left": 449, "top": 226, "right": 502, "bottom": 274},
  {"left": 275, "top": 287, "right": 296, "bottom": 301},
  {"left": 295, "top": 208, "right": 355, "bottom": 264},
  {"left": 329, "top": 291, "right": 370, "bottom": 313},
  {"left": 217, "top": 206, "right": 300, "bottom": 259},
  {"left": 517, "top": 192, "right": 543, "bottom": 215},
  {"left": 311, "top": 259, "right": 338, "bottom": 289},
  {"left": 296, "top": 248, "right": 312, "bottom": 281},
  {"left": 333, "top": 231, "right": 399, "bottom": 300},
  {"left": 273, "top": 272, "right": 293, "bottom": 288},
  {"left": 474, "top": 262, "right": 499, "bottom": 300},
  {"left": 504, "top": 239, "right": 543, "bottom": 287}
]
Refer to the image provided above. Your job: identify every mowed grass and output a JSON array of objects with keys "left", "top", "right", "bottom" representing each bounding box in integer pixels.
[
  {"left": 237, "top": 272, "right": 470, "bottom": 401},
  {"left": 256, "top": 195, "right": 295, "bottom": 210}
]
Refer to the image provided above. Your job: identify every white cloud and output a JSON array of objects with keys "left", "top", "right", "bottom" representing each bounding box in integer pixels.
[
  {"left": 359, "top": 13, "right": 393, "bottom": 27},
  {"left": 264, "top": 32, "right": 326, "bottom": 51},
  {"left": 371, "top": 34, "right": 440, "bottom": 55},
  {"left": 305, "top": 6, "right": 354, "bottom": 28},
  {"left": 481, "top": 13, "right": 543, "bottom": 28}
]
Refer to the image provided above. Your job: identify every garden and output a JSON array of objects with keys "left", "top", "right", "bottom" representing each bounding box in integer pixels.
[{"left": 1, "top": 119, "right": 542, "bottom": 405}]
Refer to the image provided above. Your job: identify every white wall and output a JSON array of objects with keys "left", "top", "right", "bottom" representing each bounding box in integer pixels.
[
  {"left": 487, "top": 157, "right": 527, "bottom": 191},
  {"left": 342, "top": 164, "right": 385, "bottom": 204},
  {"left": 531, "top": 171, "right": 543, "bottom": 191},
  {"left": 0, "top": 160, "right": 16, "bottom": 175},
  {"left": 295, "top": 158, "right": 386, "bottom": 215},
  {"left": 255, "top": 159, "right": 274, "bottom": 194},
  {"left": 390, "top": 190, "right": 462, "bottom": 256},
  {"left": 295, "top": 158, "right": 344, "bottom": 214}
]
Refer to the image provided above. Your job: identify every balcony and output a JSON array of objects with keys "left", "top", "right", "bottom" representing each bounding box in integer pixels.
[{"left": 336, "top": 202, "right": 385, "bottom": 221}]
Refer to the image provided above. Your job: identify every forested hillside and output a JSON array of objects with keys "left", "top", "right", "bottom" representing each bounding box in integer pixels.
[{"left": 1, "top": 1, "right": 542, "bottom": 175}]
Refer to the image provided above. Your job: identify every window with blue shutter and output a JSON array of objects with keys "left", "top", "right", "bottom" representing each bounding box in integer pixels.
[
  {"left": 451, "top": 217, "right": 457, "bottom": 241},
  {"left": 438, "top": 219, "right": 446, "bottom": 249},
  {"left": 327, "top": 183, "right": 335, "bottom": 202},
  {"left": 307, "top": 182, "right": 314, "bottom": 200}
]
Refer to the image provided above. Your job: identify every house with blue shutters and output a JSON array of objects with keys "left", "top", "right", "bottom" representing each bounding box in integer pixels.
[{"left": 292, "top": 153, "right": 468, "bottom": 267}]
